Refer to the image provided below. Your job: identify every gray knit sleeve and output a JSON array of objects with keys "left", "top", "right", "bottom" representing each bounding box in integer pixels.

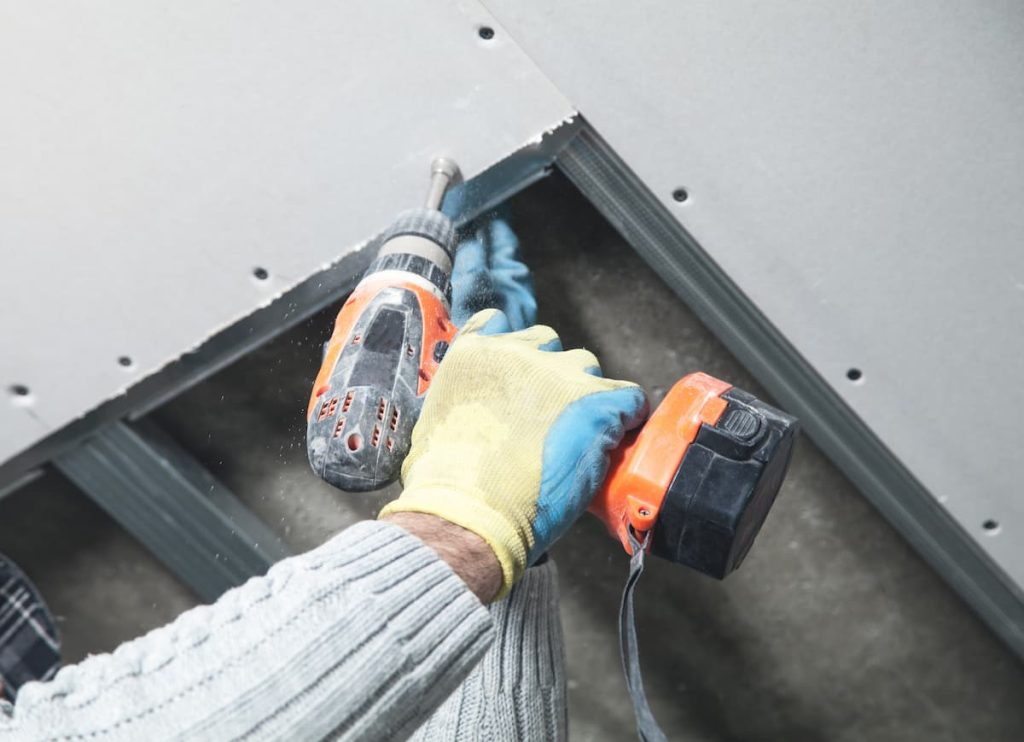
[
  {"left": 410, "top": 558, "right": 567, "bottom": 741},
  {"left": 0, "top": 521, "right": 493, "bottom": 742}
]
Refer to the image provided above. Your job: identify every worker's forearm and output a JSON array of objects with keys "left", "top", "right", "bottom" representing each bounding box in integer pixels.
[
  {"left": 0, "top": 521, "right": 493, "bottom": 742},
  {"left": 382, "top": 512, "right": 502, "bottom": 603}
]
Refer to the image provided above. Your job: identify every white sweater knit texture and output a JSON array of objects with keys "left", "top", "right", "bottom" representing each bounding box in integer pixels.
[{"left": 0, "top": 521, "right": 566, "bottom": 741}]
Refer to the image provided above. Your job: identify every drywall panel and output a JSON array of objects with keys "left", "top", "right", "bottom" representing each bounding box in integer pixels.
[
  {"left": 0, "top": 1, "right": 573, "bottom": 464},
  {"left": 484, "top": 2, "right": 1024, "bottom": 617}
]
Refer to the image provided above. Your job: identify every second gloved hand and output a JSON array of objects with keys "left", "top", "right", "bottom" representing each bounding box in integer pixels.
[
  {"left": 380, "top": 309, "right": 648, "bottom": 596},
  {"left": 449, "top": 214, "right": 536, "bottom": 331}
]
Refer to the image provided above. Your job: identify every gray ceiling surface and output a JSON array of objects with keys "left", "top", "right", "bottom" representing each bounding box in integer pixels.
[
  {"left": 482, "top": 1, "right": 1024, "bottom": 593},
  {"left": 0, "top": 1, "right": 574, "bottom": 464}
]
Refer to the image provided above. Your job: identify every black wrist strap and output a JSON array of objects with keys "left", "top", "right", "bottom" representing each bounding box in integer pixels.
[{"left": 619, "top": 530, "right": 669, "bottom": 742}]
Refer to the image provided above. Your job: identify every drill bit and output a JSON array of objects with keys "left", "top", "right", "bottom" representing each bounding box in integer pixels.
[{"left": 424, "top": 157, "right": 460, "bottom": 211}]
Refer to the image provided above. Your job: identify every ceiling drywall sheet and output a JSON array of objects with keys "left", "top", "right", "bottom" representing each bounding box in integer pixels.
[
  {"left": 0, "top": 1, "right": 573, "bottom": 464},
  {"left": 483, "top": 1, "right": 1024, "bottom": 583}
]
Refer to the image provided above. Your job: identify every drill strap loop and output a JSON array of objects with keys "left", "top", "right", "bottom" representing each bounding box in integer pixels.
[{"left": 619, "top": 529, "right": 668, "bottom": 742}]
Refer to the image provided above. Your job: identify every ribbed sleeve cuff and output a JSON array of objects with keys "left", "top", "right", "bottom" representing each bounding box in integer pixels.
[{"left": 410, "top": 558, "right": 567, "bottom": 741}]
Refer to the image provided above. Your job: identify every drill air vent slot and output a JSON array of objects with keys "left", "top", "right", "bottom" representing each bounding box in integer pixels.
[
  {"left": 371, "top": 425, "right": 381, "bottom": 448},
  {"left": 377, "top": 397, "right": 387, "bottom": 422},
  {"left": 389, "top": 408, "right": 400, "bottom": 431},
  {"left": 342, "top": 390, "right": 354, "bottom": 413},
  {"left": 318, "top": 396, "right": 339, "bottom": 422},
  {"left": 333, "top": 419, "right": 346, "bottom": 438}
]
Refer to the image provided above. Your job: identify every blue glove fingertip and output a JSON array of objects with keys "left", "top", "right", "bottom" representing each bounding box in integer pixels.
[{"left": 478, "top": 308, "right": 514, "bottom": 336}]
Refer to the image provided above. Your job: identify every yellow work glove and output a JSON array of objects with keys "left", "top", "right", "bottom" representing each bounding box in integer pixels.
[{"left": 379, "top": 309, "right": 648, "bottom": 596}]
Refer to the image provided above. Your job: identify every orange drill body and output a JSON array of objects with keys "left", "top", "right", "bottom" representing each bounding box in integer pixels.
[
  {"left": 308, "top": 273, "right": 456, "bottom": 421},
  {"left": 589, "top": 373, "right": 731, "bottom": 554},
  {"left": 306, "top": 160, "right": 460, "bottom": 492},
  {"left": 595, "top": 374, "right": 798, "bottom": 578}
]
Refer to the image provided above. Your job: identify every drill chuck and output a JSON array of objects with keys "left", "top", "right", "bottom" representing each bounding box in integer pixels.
[{"left": 424, "top": 157, "right": 459, "bottom": 210}]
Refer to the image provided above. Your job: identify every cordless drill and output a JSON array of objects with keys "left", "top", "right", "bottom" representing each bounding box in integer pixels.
[
  {"left": 306, "top": 160, "right": 799, "bottom": 573},
  {"left": 306, "top": 159, "right": 460, "bottom": 491}
]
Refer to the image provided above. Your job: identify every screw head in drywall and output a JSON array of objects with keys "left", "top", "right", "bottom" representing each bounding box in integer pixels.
[{"left": 8, "top": 384, "right": 32, "bottom": 406}]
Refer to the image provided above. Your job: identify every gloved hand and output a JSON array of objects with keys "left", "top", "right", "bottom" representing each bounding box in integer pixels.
[
  {"left": 449, "top": 209, "right": 537, "bottom": 332},
  {"left": 380, "top": 309, "right": 648, "bottom": 596}
]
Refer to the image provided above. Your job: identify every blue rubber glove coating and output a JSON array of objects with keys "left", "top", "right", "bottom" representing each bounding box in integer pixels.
[
  {"left": 528, "top": 384, "right": 648, "bottom": 564},
  {"left": 450, "top": 214, "right": 537, "bottom": 332}
]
